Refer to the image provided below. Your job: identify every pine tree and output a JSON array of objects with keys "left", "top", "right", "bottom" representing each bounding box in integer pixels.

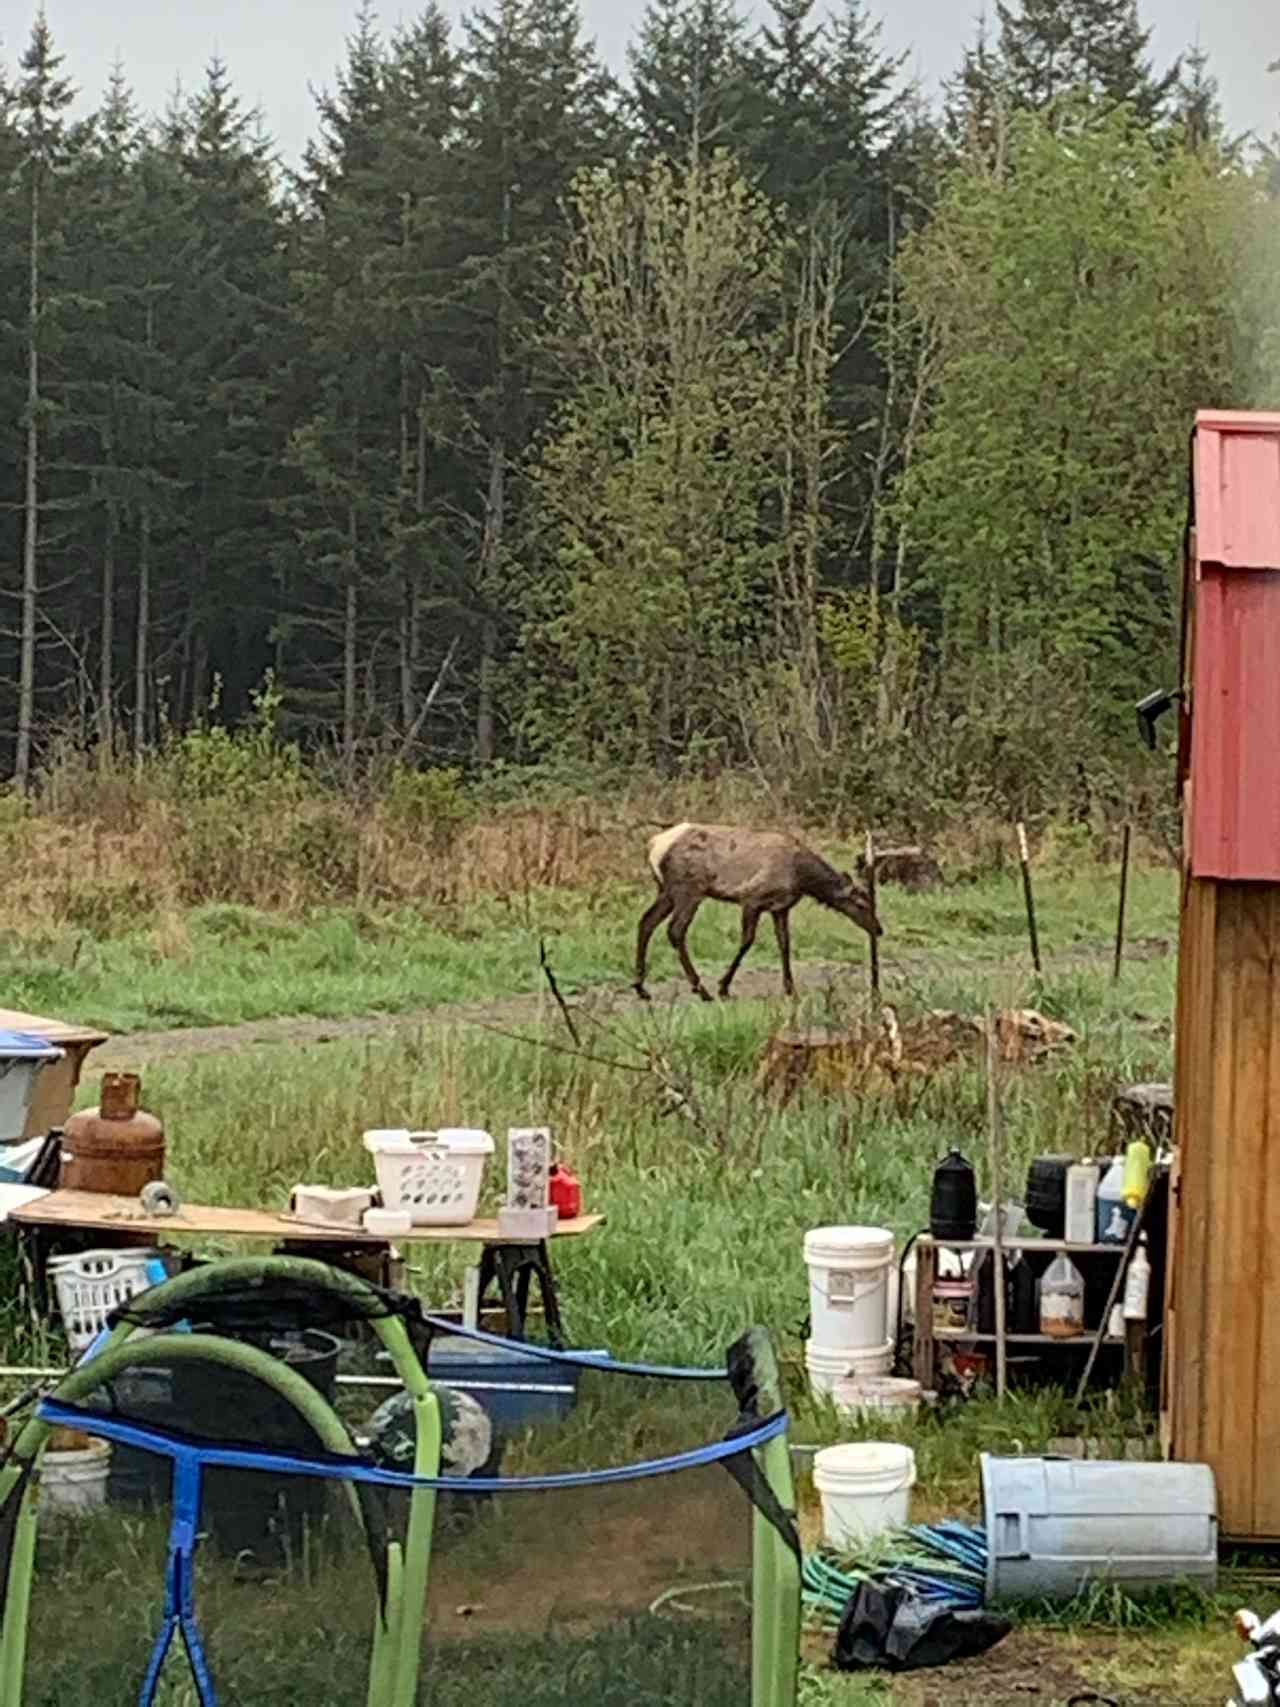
[
  {"left": 628, "top": 0, "right": 756, "bottom": 162},
  {"left": 453, "top": 0, "right": 614, "bottom": 758},
  {"left": 11, "top": 15, "right": 76, "bottom": 785},
  {"left": 943, "top": 17, "right": 1011, "bottom": 160},
  {"left": 1171, "top": 43, "right": 1224, "bottom": 153},
  {"left": 994, "top": 0, "right": 1178, "bottom": 122},
  {"left": 284, "top": 9, "right": 396, "bottom": 771},
  {"left": 162, "top": 60, "right": 290, "bottom": 733},
  {"left": 748, "top": 0, "right": 906, "bottom": 214}
]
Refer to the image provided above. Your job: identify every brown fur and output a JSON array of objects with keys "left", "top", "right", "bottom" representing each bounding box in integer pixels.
[{"left": 634, "top": 822, "right": 882, "bottom": 1003}]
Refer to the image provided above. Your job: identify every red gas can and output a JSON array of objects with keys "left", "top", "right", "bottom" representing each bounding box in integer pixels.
[{"left": 548, "top": 1162, "right": 582, "bottom": 1222}]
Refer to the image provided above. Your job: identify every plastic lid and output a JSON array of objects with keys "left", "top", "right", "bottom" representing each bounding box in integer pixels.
[
  {"left": 804, "top": 1225, "right": 894, "bottom": 1261},
  {"left": 0, "top": 1030, "right": 63, "bottom": 1061}
]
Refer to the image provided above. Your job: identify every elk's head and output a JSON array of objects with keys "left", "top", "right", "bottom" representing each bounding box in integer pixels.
[{"left": 835, "top": 869, "right": 882, "bottom": 938}]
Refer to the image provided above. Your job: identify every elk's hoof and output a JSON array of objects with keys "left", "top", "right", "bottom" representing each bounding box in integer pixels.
[
  {"left": 717, "top": 985, "right": 734, "bottom": 1001},
  {"left": 695, "top": 985, "right": 714, "bottom": 1004},
  {"left": 633, "top": 983, "right": 650, "bottom": 1003}
]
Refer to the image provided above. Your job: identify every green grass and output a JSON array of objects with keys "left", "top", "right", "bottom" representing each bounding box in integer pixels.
[
  {"left": 0, "top": 852, "right": 1241, "bottom": 1703},
  {"left": 0, "top": 860, "right": 1177, "bottom": 1035}
]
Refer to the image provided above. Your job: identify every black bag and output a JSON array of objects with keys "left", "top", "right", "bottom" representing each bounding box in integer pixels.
[{"left": 834, "top": 1581, "right": 1011, "bottom": 1673}]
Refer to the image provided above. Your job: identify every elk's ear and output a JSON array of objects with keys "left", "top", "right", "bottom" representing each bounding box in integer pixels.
[{"left": 851, "top": 856, "right": 870, "bottom": 884}]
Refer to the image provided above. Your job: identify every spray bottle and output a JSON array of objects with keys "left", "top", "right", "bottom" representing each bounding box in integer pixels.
[{"left": 1123, "top": 1233, "right": 1152, "bottom": 1322}]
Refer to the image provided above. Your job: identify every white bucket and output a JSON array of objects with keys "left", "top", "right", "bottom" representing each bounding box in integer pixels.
[
  {"left": 805, "top": 1337, "right": 893, "bottom": 1399},
  {"left": 40, "top": 1438, "right": 111, "bottom": 1517},
  {"left": 833, "top": 1375, "right": 923, "bottom": 1421},
  {"left": 813, "top": 1442, "right": 916, "bottom": 1550},
  {"left": 804, "top": 1226, "right": 894, "bottom": 1352}
]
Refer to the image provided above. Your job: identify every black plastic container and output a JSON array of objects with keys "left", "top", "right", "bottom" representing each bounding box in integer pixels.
[
  {"left": 104, "top": 1329, "right": 342, "bottom": 1564},
  {"left": 930, "top": 1149, "right": 978, "bottom": 1241},
  {"left": 182, "top": 1327, "right": 341, "bottom": 1562},
  {"left": 1025, "top": 1154, "right": 1073, "bottom": 1237}
]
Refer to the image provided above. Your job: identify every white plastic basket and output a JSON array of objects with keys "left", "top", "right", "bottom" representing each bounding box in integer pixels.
[
  {"left": 48, "top": 1247, "right": 158, "bottom": 1353},
  {"left": 362, "top": 1128, "right": 494, "bottom": 1226}
]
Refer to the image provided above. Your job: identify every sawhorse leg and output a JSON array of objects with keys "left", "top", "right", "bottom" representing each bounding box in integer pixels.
[{"left": 475, "top": 1243, "right": 565, "bottom": 1347}]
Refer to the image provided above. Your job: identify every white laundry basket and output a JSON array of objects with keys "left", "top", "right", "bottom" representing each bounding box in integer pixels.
[
  {"left": 363, "top": 1128, "right": 494, "bottom": 1226},
  {"left": 48, "top": 1247, "right": 157, "bottom": 1353}
]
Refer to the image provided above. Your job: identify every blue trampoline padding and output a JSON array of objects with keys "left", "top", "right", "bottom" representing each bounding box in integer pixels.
[
  {"left": 421, "top": 1315, "right": 727, "bottom": 1380},
  {"left": 37, "top": 1398, "right": 788, "bottom": 1492}
]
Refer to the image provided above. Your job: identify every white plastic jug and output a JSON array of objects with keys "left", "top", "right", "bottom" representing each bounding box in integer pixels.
[
  {"left": 1064, "top": 1158, "right": 1098, "bottom": 1243},
  {"left": 1096, "top": 1156, "right": 1134, "bottom": 1245}
]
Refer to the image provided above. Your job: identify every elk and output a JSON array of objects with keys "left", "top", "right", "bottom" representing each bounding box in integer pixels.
[{"left": 634, "top": 822, "right": 882, "bottom": 1003}]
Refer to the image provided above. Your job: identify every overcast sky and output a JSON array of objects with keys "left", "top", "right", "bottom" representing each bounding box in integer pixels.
[{"left": 10, "top": 0, "right": 1278, "bottom": 164}]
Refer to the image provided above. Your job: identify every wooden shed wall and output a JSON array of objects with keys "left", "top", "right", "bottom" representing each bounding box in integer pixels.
[{"left": 1167, "top": 875, "right": 1280, "bottom": 1540}]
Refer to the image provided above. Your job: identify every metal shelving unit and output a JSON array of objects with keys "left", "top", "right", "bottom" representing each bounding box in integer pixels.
[{"left": 911, "top": 1233, "right": 1129, "bottom": 1390}]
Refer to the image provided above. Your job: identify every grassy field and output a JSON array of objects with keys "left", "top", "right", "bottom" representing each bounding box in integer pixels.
[
  {"left": 4, "top": 847, "right": 1176, "bottom": 1036},
  {"left": 0, "top": 838, "right": 1256, "bottom": 1704}
]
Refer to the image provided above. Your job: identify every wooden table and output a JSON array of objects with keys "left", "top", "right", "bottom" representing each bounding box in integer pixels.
[{"left": 11, "top": 1191, "right": 604, "bottom": 1346}]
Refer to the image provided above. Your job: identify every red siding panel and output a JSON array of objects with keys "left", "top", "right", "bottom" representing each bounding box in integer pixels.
[
  {"left": 1190, "top": 414, "right": 1280, "bottom": 880},
  {"left": 1196, "top": 412, "right": 1280, "bottom": 571},
  {"left": 1191, "top": 567, "right": 1280, "bottom": 878}
]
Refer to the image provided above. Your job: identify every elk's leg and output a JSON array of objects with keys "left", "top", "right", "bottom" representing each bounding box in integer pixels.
[
  {"left": 719, "top": 906, "right": 763, "bottom": 999},
  {"left": 634, "top": 890, "right": 675, "bottom": 1000},
  {"left": 669, "top": 900, "right": 711, "bottom": 1002},
  {"left": 772, "top": 909, "right": 795, "bottom": 998}
]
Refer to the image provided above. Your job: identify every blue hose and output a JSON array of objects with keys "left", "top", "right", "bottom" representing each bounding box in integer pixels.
[{"left": 803, "top": 1521, "right": 988, "bottom": 1619}]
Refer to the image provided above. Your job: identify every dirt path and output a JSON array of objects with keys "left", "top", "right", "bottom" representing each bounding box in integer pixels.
[{"left": 94, "top": 936, "right": 1172, "bottom": 1067}]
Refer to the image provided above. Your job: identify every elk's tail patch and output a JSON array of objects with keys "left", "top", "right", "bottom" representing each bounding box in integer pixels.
[{"left": 648, "top": 822, "right": 692, "bottom": 880}]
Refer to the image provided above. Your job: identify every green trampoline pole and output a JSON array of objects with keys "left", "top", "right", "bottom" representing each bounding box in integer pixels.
[
  {"left": 0, "top": 1484, "right": 36, "bottom": 1707},
  {"left": 746, "top": 1333, "right": 800, "bottom": 1707},
  {"left": 380, "top": 1315, "right": 441, "bottom": 1707}
]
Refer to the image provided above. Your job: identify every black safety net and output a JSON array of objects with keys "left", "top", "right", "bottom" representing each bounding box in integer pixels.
[{"left": 0, "top": 1285, "right": 794, "bottom": 1707}]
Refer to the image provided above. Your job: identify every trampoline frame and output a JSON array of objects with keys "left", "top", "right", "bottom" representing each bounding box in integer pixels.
[{"left": 0, "top": 1256, "right": 799, "bottom": 1707}]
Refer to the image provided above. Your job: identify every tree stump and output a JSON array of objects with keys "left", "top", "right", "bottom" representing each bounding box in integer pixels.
[
  {"left": 1109, "top": 1082, "right": 1174, "bottom": 1148},
  {"left": 755, "top": 1027, "right": 869, "bottom": 1105},
  {"left": 858, "top": 845, "right": 945, "bottom": 891}
]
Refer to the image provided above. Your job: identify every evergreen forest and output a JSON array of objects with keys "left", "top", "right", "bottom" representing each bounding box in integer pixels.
[{"left": 2, "top": 0, "right": 1278, "bottom": 826}]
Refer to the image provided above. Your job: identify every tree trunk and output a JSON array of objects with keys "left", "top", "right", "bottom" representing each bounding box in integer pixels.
[
  {"left": 475, "top": 438, "right": 505, "bottom": 764},
  {"left": 99, "top": 504, "right": 115, "bottom": 754},
  {"left": 344, "top": 503, "right": 358, "bottom": 786},
  {"left": 190, "top": 622, "right": 209, "bottom": 726},
  {"left": 16, "top": 162, "right": 40, "bottom": 789},
  {"left": 133, "top": 501, "right": 150, "bottom": 756},
  {"left": 400, "top": 403, "right": 428, "bottom": 742},
  {"left": 134, "top": 300, "right": 155, "bottom": 760}
]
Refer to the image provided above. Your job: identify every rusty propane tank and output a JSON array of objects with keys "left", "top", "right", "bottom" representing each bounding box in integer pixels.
[{"left": 60, "top": 1070, "right": 165, "bottom": 1196}]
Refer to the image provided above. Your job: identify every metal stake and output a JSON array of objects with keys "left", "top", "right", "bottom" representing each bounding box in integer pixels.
[
  {"left": 1016, "top": 822, "right": 1042, "bottom": 975},
  {"left": 985, "top": 1008, "right": 1008, "bottom": 1402},
  {"left": 1113, "top": 822, "right": 1132, "bottom": 983}
]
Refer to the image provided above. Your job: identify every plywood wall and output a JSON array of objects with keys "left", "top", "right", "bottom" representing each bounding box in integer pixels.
[{"left": 1167, "top": 876, "right": 1280, "bottom": 1540}]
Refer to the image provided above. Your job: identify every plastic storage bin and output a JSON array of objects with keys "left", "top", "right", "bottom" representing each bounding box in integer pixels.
[
  {"left": 363, "top": 1127, "right": 494, "bottom": 1226},
  {"left": 48, "top": 1247, "right": 157, "bottom": 1353},
  {"left": 980, "top": 1453, "right": 1218, "bottom": 1602},
  {"left": 426, "top": 1335, "right": 609, "bottom": 1430},
  {"left": 0, "top": 1030, "right": 63, "bottom": 1144}
]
